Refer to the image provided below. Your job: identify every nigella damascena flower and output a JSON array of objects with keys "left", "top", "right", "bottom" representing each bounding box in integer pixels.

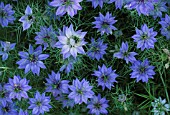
[
  {"left": 87, "top": 94, "right": 109, "bottom": 115},
  {"left": 132, "top": 24, "right": 157, "bottom": 51},
  {"left": 45, "top": 71, "right": 69, "bottom": 97},
  {"left": 151, "top": 97, "right": 170, "bottom": 115},
  {"left": 159, "top": 14, "right": 170, "bottom": 40},
  {"left": 16, "top": 44, "right": 49, "bottom": 76},
  {"left": 113, "top": 41, "right": 137, "bottom": 64},
  {"left": 60, "top": 57, "right": 77, "bottom": 74},
  {"left": 87, "top": 0, "right": 110, "bottom": 8},
  {"left": 35, "top": 26, "right": 57, "bottom": 50},
  {"left": 68, "top": 78, "right": 94, "bottom": 104},
  {"left": 0, "top": 2, "right": 15, "bottom": 27},
  {"left": 0, "top": 83, "right": 12, "bottom": 104},
  {"left": 56, "top": 92, "right": 75, "bottom": 108},
  {"left": 0, "top": 41, "right": 16, "bottom": 61},
  {"left": 92, "top": 12, "right": 117, "bottom": 35},
  {"left": 18, "top": 109, "right": 28, "bottom": 115},
  {"left": 0, "top": 101, "right": 17, "bottom": 115},
  {"left": 149, "top": 0, "right": 167, "bottom": 19},
  {"left": 87, "top": 38, "right": 108, "bottom": 61},
  {"left": 19, "top": 5, "right": 34, "bottom": 31},
  {"left": 49, "top": 0, "right": 83, "bottom": 17},
  {"left": 130, "top": 59, "right": 155, "bottom": 82},
  {"left": 92, "top": 64, "right": 118, "bottom": 90},
  {"left": 126, "top": 0, "right": 154, "bottom": 15},
  {"left": 55, "top": 24, "right": 87, "bottom": 59},
  {"left": 28, "top": 91, "right": 52, "bottom": 115},
  {"left": 4, "top": 75, "right": 32, "bottom": 101}
]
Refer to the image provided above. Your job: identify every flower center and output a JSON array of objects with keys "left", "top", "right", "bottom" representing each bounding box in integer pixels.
[
  {"left": 102, "top": 21, "right": 109, "bottom": 29},
  {"left": 167, "top": 26, "right": 170, "bottom": 31},
  {"left": 29, "top": 55, "right": 37, "bottom": 62},
  {"left": 0, "top": 91, "right": 5, "bottom": 98},
  {"left": 0, "top": 10, "right": 6, "bottom": 18},
  {"left": 123, "top": 52, "right": 129, "bottom": 57},
  {"left": 72, "top": 36, "right": 80, "bottom": 44},
  {"left": 43, "top": 36, "right": 51, "bottom": 42},
  {"left": 52, "top": 82, "right": 60, "bottom": 89},
  {"left": 28, "top": 15, "right": 33, "bottom": 20},
  {"left": 63, "top": 0, "right": 71, "bottom": 5},
  {"left": 101, "top": 74, "right": 108, "bottom": 82},
  {"left": 94, "top": 102, "right": 101, "bottom": 109},
  {"left": 3, "top": 107, "right": 9, "bottom": 112},
  {"left": 77, "top": 89, "right": 83, "bottom": 95},
  {"left": 139, "top": 66, "right": 146, "bottom": 73},
  {"left": 14, "top": 84, "right": 21, "bottom": 92},
  {"left": 36, "top": 101, "right": 42, "bottom": 106},
  {"left": 141, "top": 34, "right": 148, "bottom": 40}
]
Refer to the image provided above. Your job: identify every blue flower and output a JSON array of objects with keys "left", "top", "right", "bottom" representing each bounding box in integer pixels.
[
  {"left": 0, "top": 41, "right": 16, "bottom": 61},
  {"left": 132, "top": 24, "right": 157, "bottom": 51},
  {"left": 149, "top": 0, "right": 168, "bottom": 19},
  {"left": 28, "top": 91, "right": 52, "bottom": 115},
  {"left": 0, "top": 2, "right": 15, "bottom": 27},
  {"left": 114, "top": 41, "right": 137, "bottom": 64},
  {"left": 0, "top": 101, "right": 17, "bottom": 115},
  {"left": 159, "top": 14, "right": 170, "bottom": 40},
  {"left": 19, "top": 5, "right": 34, "bottom": 31},
  {"left": 49, "top": 0, "right": 83, "bottom": 17},
  {"left": 16, "top": 44, "right": 49, "bottom": 76},
  {"left": 0, "top": 83, "right": 12, "bottom": 105},
  {"left": 68, "top": 78, "right": 94, "bottom": 104},
  {"left": 87, "top": 38, "right": 108, "bottom": 61},
  {"left": 55, "top": 24, "right": 87, "bottom": 59},
  {"left": 45, "top": 71, "right": 69, "bottom": 97},
  {"left": 4, "top": 75, "right": 31, "bottom": 101},
  {"left": 87, "top": 94, "right": 109, "bottom": 115},
  {"left": 92, "top": 64, "right": 118, "bottom": 90},
  {"left": 60, "top": 57, "right": 77, "bottom": 74},
  {"left": 126, "top": 0, "right": 154, "bottom": 15},
  {"left": 92, "top": 12, "right": 117, "bottom": 35},
  {"left": 35, "top": 26, "right": 57, "bottom": 50},
  {"left": 130, "top": 59, "right": 155, "bottom": 82}
]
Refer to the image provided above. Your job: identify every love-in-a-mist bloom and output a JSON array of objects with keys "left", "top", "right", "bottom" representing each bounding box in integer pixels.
[
  {"left": 28, "top": 91, "right": 52, "bottom": 115},
  {"left": 132, "top": 24, "right": 157, "bottom": 51},
  {"left": 4, "top": 75, "right": 32, "bottom": 101},
  {"left": 87, "top": 94, "right": 109, "bottom": 115},
  {"left": 130, "top": 59, "right": 155, "bottom": 82},
  {"left": 151, "top": 97, "right": 170, "bottom": 115},
  {"left": 93, "top": 12, "right": 117, "bottom": 35},
  {"left": 45, "top": 71, "right": 69, "bottom": 97},
  {"left": 16, "top": 44, "right": 49, "bottom": 76},
  {"left": 87, "top": 0, "right": 110, "bottom": 8},
  {"left": 87, "top": 38, "right": 108, "bottom": 61},
  {"left": 149, "top": 0, "right": 167, "bottom": 19},
  {"left": 92, "top": 64, "right": 118, "bottom": 90},
  {"left": 0, "top": 41, "right": 16, "bottom": 61},
  {"left": 49, "top": 0, "right": 83, "bottom": 17},
  {"left": 114, "top": 41, "right": 137, "bottom": 64},
  {"left": 0, "top": 2, "right": 15, "bottom": 27},
  {"left": 34, "top": 26, "right": 57, "bottom": 50},
  {"left": 19, "top": 5, "right": 34, "bottom": 31},
  {"left": 0, "top": 83, "right": 12, "bottom": 104},
  {"left": 55, "top": 24, "right": 87, "bottom": 59},
  {"left": 126, "top": 0, "right": 154, "bottom": 15},
  {"left": 0, "top": 101, "right": 17, "bottom": 115},
  {"left": 159, "top": 14, "right": 170, "bottom": 40},
  {"left": 68, "top": 78, "right": 94, "bottom": 104}
]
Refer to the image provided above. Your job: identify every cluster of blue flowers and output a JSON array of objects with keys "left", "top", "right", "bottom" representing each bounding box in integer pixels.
[{"left": 0, "top": 0, "right": 170, "bottom": 114}]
